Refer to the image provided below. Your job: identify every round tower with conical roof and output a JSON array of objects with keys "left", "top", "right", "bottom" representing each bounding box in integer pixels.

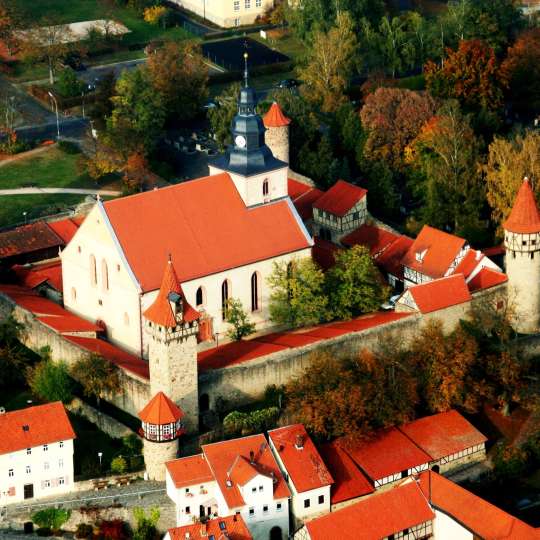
[
  {"left": 263, "top": 101, "right": 291, "bottom": 165},
  {"left": 503, "top": 177, "right": 540, "bottom": 333},
  {"left": 139, "top": 391, "right": 185, "bottom": 481},
  {"left": 143, "top": 257, "right": 200, "bottom": 433}
]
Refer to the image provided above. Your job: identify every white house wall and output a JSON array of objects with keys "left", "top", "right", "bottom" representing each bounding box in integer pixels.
[{"left": 433, "top": 508, "right": 473, "bottom": 540}]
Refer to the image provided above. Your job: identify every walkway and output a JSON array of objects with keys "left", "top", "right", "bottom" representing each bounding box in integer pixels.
[{"left": 0, "top": 187, "right": 120, "bottom": 196}]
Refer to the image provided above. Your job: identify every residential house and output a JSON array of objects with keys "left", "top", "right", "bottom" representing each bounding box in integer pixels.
[{"left": 165, "top": 514, "right": 253, "bottom": 540}]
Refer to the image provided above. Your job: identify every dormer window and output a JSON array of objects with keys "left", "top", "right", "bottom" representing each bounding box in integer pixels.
[{"left": 415, "top": 249, "right": 427, "bottom": 263}]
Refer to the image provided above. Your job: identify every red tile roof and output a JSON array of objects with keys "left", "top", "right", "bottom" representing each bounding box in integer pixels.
[
  {"left": 312, "top": 236, "right": 341, "bottom": 270},
  {"left": 104, "top": 173, "right": 311, "bottom": 292},
  {"left": 402, "top": 225, "right": 467, "bottom": 280},
  {"left": 305, "top": 481, "right": 434, "bottom": 540},
  {"left": 341, "top": 225, "right": 400, "bottom": 257},
  {"left": 143, "top": 259, "right": 199, "bottom": 328},
  {"left": 47, "top": 218, "right": 80, "bottom": 243},
  {"left": 468, "top": 267, "right": 508, "bottom": 293},
  {"left": 202, "top": 434, "right": 290, "bottom": 509},
  {"left": 452, "top": 249, "right": 483, "bottom": 280},
  {"left": 399, "top": 410, "right": 487, "bottom": 460},
  {"left": 263, "top": 102, "right": 291, "bottom": 128},
  {"left": 504, "top": 178, "right": 540, "bottom": 234},
  {"left": 0, "top": 284, "right": 69, "bottom": 316},
  {"left": 168, "top": 515, "right": 252, "bottom": 540},
  {"left": 341, "top": 427, "right": 431, "bottom": 481},
  {"left": 418, "top": 471, "right": 540, "bottom": 539},
  {"left": 287, "top": 178, "right": 323, "bottom": 221},
  {"left": 12, "top": 264, "right": 49, "bottom": 289},
  {"left": 319, "top": 441, "right": 374, "bottom": 504},
  {"left": 375, "top": 235, "right": 413, "bottom": 279},
  {"left": 139, "top": 391, "right": 183, "bottom": 425},
  {"left": 0, "top": 402, "right": 75, "bottom": 455},
  {"left": 12, "top": 260, "right": 63, "bottom": 291},
  {"left": 406, "top": 274, "right": 472, "bottom": 314},
  {"left": 229, "top": 455, "right": 264, "bottom": 486},
  {"left": 64, "top": 336, "right": 149, "bottom": 379},
  {"left": 37, "top": 315, "right": 101, "bottom": 334},
  {"left": 0, "top": 222, "right": 63, "bottom": 259},
  {"left": 166, "top": 454, "right": 214, "bottom": 489},
  {"left": 269, "top": 424, "right": 333, "bottom": 493},
  {"left": 313, "top": 180, "right": 367, "bottom": 217}
]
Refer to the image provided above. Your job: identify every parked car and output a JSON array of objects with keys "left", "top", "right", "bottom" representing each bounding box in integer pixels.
[
  {"left": 278, "top": 78, "right": 300, "bottom": 89},
  {"left": 60, "top": 53, "right": 87, "bottom": 72},
  {"left": 381, "top": 294, "right": 402, "bottom": 311}
]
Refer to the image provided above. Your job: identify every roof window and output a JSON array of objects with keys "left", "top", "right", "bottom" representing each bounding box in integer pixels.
[{"left": 415, "top": 249, "right": 428, "bottom": 263}]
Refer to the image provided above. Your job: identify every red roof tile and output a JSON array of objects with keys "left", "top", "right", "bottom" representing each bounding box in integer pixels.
[
  {"left": 269, "top": 424, "right": 333, "bottom": 493},
  {"left": 263, "top": 102, "right": 291, "bottom": 128},
  {"left": 0, "top": 222, "right": 63, "bottom": 259},
  {"left": 313, "top": 180, "right": 367, "bottom": 217},
  {"left": 229, "top": 455, "right": 264, "bottom": 486},
  {"left": 168, "top": 515, "right": 252, "bottom": 540},
  {"left": 287, "top": 178, "right": 323, "bottom": 221},
  {"left": 203, "top": 434, "right": 290, "bottom": 509},
  {"left": 12, "top": 265, "right": 49, "bottom": 289},
  {"left": 418, "top": 471, "right": 539, "bottom": 539},
  {"left": 312, "top": 236, "right": 341, "bottom": 270},
  {"left": 406, "top": 274, "right": 472, "bottom": 314},
  {"left": 139, "top": 391, "right": 183, "bottom": 425},
  {"left": 504, "top": 178, "right": 540, "bottom": 234},
  {"left": 399, "top": 410, "right": 487, "bottom": 460},
  {"left": 452, "top": 249, "right": 483, "bottom": 280},
  {"left": 402, "top": 225, "right": 467, "bottom": 280},
  {"left": 341, "top": 225, "right": 400, "bottom": 257},
  {"left": 63, "top": 336, "right": 149, "bottom": 379},
  {"left": 0, "top": 285, "right": 70, "bottom": 316},
  {"left": 22, "top": 260, "right": 63, "bottom": 291},
  {"left": 37, "top": 315, "right": 101, "bottom": 334},
  {"left": 468, "top": 267, "right": 508, "bottom": 293},
  {"left": 376, "top": 235, "right": 413, "bottom": 279},
  {"left": 319, "top": 441, "right": 374, "bottom": 504},
  {"left": 0, "top": 402, "right": 75, "bottom": 455},
  {"left": 47, "top": 218, "right": 80, "bottom": 243},
  {"left": 104, "top": 173, "right": 311, "bottom": 292},
  {"left": 166, "top": 454, "right": 214, "bottom": 489},
  {"left": 341, "top": 428, "right": 431, "bottom": 481},
  {"left": 143, "top": 259, "right": 199, "bottom": 328},
  {"left": 306, "top": 481, "right": 434, "bottom": 540}
]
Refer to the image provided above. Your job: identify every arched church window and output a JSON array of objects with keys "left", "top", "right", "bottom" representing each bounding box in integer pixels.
[
  {"left": 263, "top": 178, "right": 269, "bottom": 197},
  {"left": 196, "top": 286, "right": 205, "bottom": 307},
  {"left": 89, "top": 255, "right": 97, "bottom": 286},
  {"left": 251, "top": 272, "right": 260, "bottom": 312},
  {"left": 101, "top": 259, "right": 109, "bottom": 291},
  {"left": 221, "top": 280, "right": 230, "bottom": 320}
]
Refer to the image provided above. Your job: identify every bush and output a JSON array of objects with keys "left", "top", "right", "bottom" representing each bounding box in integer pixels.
[
  {"left": 36, "top": 528, "right": 52, "bottom": 537},
  {"left": 58, "top": 140, "right": 81, "bottom": 154},
  {"left": 75, "top": 523, "right": 93, "bottom": 539},
  {"left": 223, "top": 407, "right": 280, "bottom": 436},
  {"left": 99, "top": 519, "right": 127, "bottom": 540},
  {"left": 110, "top": 456, "right": 128, "bottom": 474},
  {"left": 133, "top": 508, "right": 160, "bottom": 540},
  {"left": 56, "top": 68, "right": 85, "bottom": 98},
  {"left": 32, "top": 508, "right": 72, "bottom": 534},
  {"left": 27, "top": 359, "right": 75, "bottom": 404}
]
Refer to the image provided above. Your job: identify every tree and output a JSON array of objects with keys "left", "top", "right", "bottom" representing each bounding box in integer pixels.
[
  {"left": 32, "top": 508, "right": 71, "bottom": 535},
  {"left": 377, "top": 16, "right": 416, "bottom": 79},
  {"left": 225, "top": 298, "right": 256, "bottom": 341},
  {"left": 56, "top": 67, "right": 84, "bottom": 98},
  {"left": 0, "top": 316, "right": 29, "bottom": 391},
  {"left": 299, "top": 11, "right": 357, "bottom": 113},
  {"left": 27, "top": 359, "right": 74, "bottom": 404},
  {"left": 325, "top": 245, "right": 389, "bottom": 320},
  {"left": 71, "top": 354, "right": 122, "bottom": 408},
  {"left": 267, "top": 258, "right": 329, "bottom": 328},
  {"left": 123, "top": 152, "right": 154, "bottom": 192},
  {"left": 208, "top": 82, "right": 240, "bottom": 151},
  {"left": 146, "top": 41, "right": 208, "bottom": 124},
  {"left": 0, "top": 3, "right": 20, "bottom": 57},
  {"left": 484, "top": 130, "right": 540, "bottom": 233},
  {"left": 425, "top": 40, "right": 507, "bottom": 113},
  {"left": 133, "top": 508, "right": 160, "bottom": 540},
  {"left": 89, "top": 70, "right": 115, "bottom": 130},
  {"left": 360, "top": 87, "right": 436, "bottom": 172}
]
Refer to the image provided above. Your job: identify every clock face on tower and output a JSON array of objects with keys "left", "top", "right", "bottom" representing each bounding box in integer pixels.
[{"left": 235, "top": 135, "right": 247, "bottom": 148}]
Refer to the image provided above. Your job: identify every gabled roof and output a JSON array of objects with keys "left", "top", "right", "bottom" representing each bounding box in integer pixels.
[
  {"left": 313, "top": 180, "right": 367, "bottom": 217},
  {"left": 341, "top": 428, "right": 431, "bottom": 481},
  {"left": 103, "top": 173, "right": 312, "bottom": 292},
  {"left": 399, "top": 410, "right": 487, "bottom": 460},
  {"left": 418, "top": 471, "right": 540, "bottom": 539},
  {"left": 13, "top": 260, "right": 63, "bottom": 291},
  {"left": 468, "top": 267, "right": 508, "bottom": 293},
  {"left": 168, "top": 515, "right": 252, "bottom": 540},
  {"left": 504, "top": 178, "right": 540, "bottom": 234},
  {"left": 268, "top": 424, "right": 334, "bottom": 493},
  {"left": 138, "top": 391, "right": 183, "bottom": 425},
  {"left": 229, "top": 455, "right": 267, "bottom": 486},
  {"left": 319, "top": 441, "right": 374, "bottom": 505},
  {"left": 452, "top": 249, "right": 483, "bottom": 280},
  {"left": 263, "top": 102, "right": 291, "bottom": 128},
  {"left": 376, "top": 235, "right": 414, "bottom": 279},
  {"left": 0, "top": 402, "right": 75, "bottom": 455},
  {"left": 405, "top": 274, "right": 472, "bottom": 314},
  {"left": 312, "top": 236, "right": 341, "bottom": 270},
  {"left": 202, "top": 434, "right": 290, "bottom": 509},
  {"left": 401, "top": 225, "right": 467, "bottom": 279},
  {"left": 166, "top": 454, "right": 214, "bottom": 489},
  {"left": 47, "top": 218, "right": 80, "bottom": 243},
  {"left": 305, "top": 481, "right": 434, "bottom": 540},
  {"left": 341, "top": 224, "right": 400, "bottom": 257},
  {"left": 143, "top": 259, "right": 199, "bottom": 328},
  {"left": 287, "top": 178, "right": 323, "bottom": 221},
  {"left": 0, "top": 221, "right": 63, "bottom": 259}
]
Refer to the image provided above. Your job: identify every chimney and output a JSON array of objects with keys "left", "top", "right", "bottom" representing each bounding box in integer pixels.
[
  {"left": 249, "top": 450, "right": 255, "bottom": 464},
  {"left": 295, "top": 434, "right": 304, "bottom": 450}
]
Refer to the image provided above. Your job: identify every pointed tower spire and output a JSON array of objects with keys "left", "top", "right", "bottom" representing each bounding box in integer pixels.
[
  {"left": 504, "top": 177, "right": 540, "bottom": 234},
  {"left": 243, "top": 51, "right": 249, "bottom": 88}
]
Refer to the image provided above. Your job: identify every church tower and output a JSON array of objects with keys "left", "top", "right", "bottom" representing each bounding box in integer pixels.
[
  {"left": 138, "top": 391, "right": 185, "bottom": 481},
  {"left": 263, "top": 101, "right": 291, "bottom": 164},
  {"left": 209, "top": 53, "right": 289, "bottom": 207},
  {"left": 143, "top": 257, "right": 200, "bottom": 433},
  {"left": 503, "top": 177, "right": 540, "bottom": 333}
]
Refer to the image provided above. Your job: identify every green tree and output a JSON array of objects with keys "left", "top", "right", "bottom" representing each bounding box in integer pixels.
[
  {"left": 110, "top": 456, "right": 128, "bottom": 474},
  {"left": 89, "top": 70, "right": 115, "bottom": 130},
  {"left": 0, "top": 316, "right": 30, "bottom": 391},
  {"left": 325, "top": 245, "right": 389, "bottom": 320},
  {"left": 225, "top": 298, "right": 256, "bottom": 341},
  {"left": 267, "top": 258, "right": 329, "bottom": 328},
  {"left": 32, "top": 508, "right": 71, "bottom": 534},
  {"left": 56, "top": 68, "right": 84, "bottom": 98},
  {"left": 377, "top": 16, "right": 416, "bottom": 79},
  {"left": 27, "top": 359, "right": 74, "bottom": 404},
  {"left": 71, "top": 354, "right": 122, "bottom": 408},
  {"left": 208, "top": 82, "right": 240, "bottom": 151},
  {"left": 133, "top": 507, "right": 160, "bottom": 540}
]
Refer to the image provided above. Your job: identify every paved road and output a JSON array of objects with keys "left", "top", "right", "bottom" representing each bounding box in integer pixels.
[
  {"left": 15, "top": 117, "right": 90, "bottom": 142},
  {"left": 0, "top": 187, "right": 120, "bottom": 196}
]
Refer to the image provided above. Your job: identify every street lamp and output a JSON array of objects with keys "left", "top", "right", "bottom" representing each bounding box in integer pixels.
[
  {"left": 47, "top": 91, "right": 60, "bottom": 141},
  {"left": 22, "top": 211, "right": 27, "bottom": 224},
  {"left": 97, "top": 452, "right": 103, "bottom": 469}
]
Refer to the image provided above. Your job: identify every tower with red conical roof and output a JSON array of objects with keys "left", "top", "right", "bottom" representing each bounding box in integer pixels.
[
  {"left": 503, "top": 177, "right": 540, "bottom": 333},
  {"left": 138, "top": 391, "right": 185, "bottom": 481},
  {"left": 263, "top": 101, "right": 291, "bottom": 165},
  {"left": 143, "top": 257, "right": 200, "bottom": 433}
]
